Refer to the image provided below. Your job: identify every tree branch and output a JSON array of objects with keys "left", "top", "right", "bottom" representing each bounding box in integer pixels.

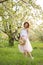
[
  {"left": 0, "top": 0, "right": 8, "bottom": 3},
  {"left": 21, "top": 0, "right": 30, "bottom": 6},
  {"left": 21, "top": 0, "right": 41, "bottom": 9},
  {"left": 0, "top": 29, "right": 8, "bottom": 36}
]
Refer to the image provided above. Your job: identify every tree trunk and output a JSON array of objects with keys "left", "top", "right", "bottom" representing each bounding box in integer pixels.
[{"left": 9, "top": 36, "right": 14, "bottom": 46}]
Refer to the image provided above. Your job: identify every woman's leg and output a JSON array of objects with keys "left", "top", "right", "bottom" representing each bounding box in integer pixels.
[
  {"left": 27, "top": 52, "right": 34, "bottom": 59},
  {"left": 24, "top": 50, "right": 28, "bottom": 57}
]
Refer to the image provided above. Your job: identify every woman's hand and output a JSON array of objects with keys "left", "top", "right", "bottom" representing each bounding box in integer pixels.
[{"left": 19, "top": 36, "right": 26, "bottom": 45}]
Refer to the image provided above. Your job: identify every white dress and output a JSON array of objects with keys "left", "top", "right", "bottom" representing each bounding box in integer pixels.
[{"left": 18, "top": 29, "right": 33, "bottom": 53}]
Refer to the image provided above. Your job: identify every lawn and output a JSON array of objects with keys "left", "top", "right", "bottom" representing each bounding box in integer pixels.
[{"left": 0, "top": 41, "right": 43, "bottom": 65}]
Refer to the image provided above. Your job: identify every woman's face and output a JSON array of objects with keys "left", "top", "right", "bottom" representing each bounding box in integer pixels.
[{"left": 24, "top": 23, "right": 29, "bottom": 29}]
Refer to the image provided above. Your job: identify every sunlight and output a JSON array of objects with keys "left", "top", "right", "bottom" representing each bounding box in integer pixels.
[
  {"left": 36, "top": 0, "right": 43, "bottom": 10},
  {"left": 36, "top": 19, "right": 43, "bottom": 25},
  {"left": 13, "top": 0, "right": 19, "bottom": 3},
  {"left": 0, "top": 16, "right": 2, "bottom": 21}
]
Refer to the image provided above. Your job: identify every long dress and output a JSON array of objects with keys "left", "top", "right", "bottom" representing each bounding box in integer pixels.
[{"left": 18, "top": 29, "right": 33, "bottom": 53}]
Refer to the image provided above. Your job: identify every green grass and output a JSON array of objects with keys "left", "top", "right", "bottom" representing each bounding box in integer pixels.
[{"left": 0, "top": 41, "right": 43, "bottom": 65}]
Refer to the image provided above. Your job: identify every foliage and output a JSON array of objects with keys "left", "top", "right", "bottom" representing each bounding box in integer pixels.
[{"left": 0, "top": 0, "right": 43, "bottom": 46}]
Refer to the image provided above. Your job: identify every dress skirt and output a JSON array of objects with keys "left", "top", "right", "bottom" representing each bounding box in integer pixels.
[{"left": 18, "top": 38, "right": 33, "bottom": 53}]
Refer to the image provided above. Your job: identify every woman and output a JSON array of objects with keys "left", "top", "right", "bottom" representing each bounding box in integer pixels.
[{"left": 18, "top": 22, "right": 34, "bottom": 59}]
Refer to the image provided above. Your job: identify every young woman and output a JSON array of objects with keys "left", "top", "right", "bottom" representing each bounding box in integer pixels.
[{"left": 18, "top": 22, "right": 34, "bottom": 59}]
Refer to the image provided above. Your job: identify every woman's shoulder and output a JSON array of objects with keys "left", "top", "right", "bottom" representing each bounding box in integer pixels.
[{"left": 21, "top": 29, "right": 26, "bottom": 33}]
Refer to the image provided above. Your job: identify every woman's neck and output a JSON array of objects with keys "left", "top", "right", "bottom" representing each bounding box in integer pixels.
[{"left": 24, "top": 28, "right": 28, "bottom": 32}]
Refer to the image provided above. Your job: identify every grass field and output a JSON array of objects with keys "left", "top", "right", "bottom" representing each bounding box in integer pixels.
[{"left": 0, "top": 41, "right": 43, "bottom": 65}]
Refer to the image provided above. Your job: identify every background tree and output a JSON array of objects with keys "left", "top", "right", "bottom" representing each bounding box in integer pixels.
[{"left": 0, "top": 0, "right": 43, "bottom": 46}]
